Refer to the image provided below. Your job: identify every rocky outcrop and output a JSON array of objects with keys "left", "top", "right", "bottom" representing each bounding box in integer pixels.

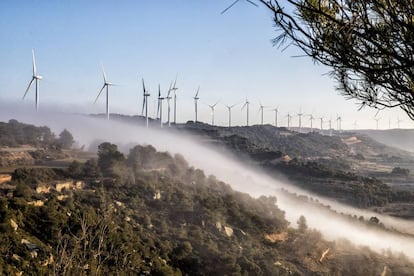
[
  {"left": 0, "top": 174, "right": 12, "bottom": 184},
  {"left": 265, "top": 232, "right": 288, "bottom": 243},
  {"left": 10, "top": 219, "right": 18, "bottom": 232},
  {"left": 27, "top": 200, "right": 45, "bottom": 207},
  {"left": 319, "top": 248, "right": 330, "bottom": 263},
  {"left": 224, "top": 226, "right": 233, "bottom": 237}
]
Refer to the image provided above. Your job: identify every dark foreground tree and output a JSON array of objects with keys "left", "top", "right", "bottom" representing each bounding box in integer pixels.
[{"left": 257, "top": 0, "right": 414, "bottom": 119}]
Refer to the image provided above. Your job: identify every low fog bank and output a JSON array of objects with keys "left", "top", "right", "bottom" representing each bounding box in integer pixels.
[
  {"left": 355, "top": 129, "right": 414, "bottom": 153},
  {"left": 1, "top": 104, "right": 414, "bottom": 258}
]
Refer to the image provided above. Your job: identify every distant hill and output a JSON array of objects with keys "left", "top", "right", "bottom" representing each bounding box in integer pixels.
[{"left": 356, "top": 129, "right": 414, "bottom": 153}]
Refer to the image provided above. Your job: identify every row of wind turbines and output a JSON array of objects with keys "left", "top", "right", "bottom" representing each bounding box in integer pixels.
[{"left": 23, "top": 50, "right": 406, "bottom": 131}]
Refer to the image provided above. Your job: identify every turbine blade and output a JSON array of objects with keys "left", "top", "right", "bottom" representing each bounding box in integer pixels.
[
  {"left": 142, "top": 97, "right": 146, "bottom": 115},
  {"left": 101, "top": 63, "right": 107, "bottom": 83},
  {"left": 23, "top": 78, "right": 35, "bottom": 99},
  {"left": 32, "top": 49, "right": 36, "bottom": 76},
  {"left": 167, "top": 81, "right": 173, "bottom": 97},
  {"left": 195, "top": 86, "right": 200, "bottom": 97},
  {"left": 142, "top": 78, "right": 146, "bottom": 94},
  {"left": 172, "top": 73, "right": 178, "bottom": 90},
  {"left": 241, "top": 102, "right": 247, "bottom": 110},
  {"left": 157, "top": 84, "right": 162, "bottom": 118},
  {"left": 221, "top": 0, "right": 240, "bottom": 14},
  {"left": 94, "top": 84, "right": 106, "bottom": 103}
]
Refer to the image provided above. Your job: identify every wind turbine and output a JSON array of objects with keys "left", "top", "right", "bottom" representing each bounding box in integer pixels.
[
  {"left": 308, "top": 114, "right": 315, "bottom": 132},
  {"left": 166, "top": 81, "right": 173, "bottom": 127},
  {"left": 172, "top": 75, "right": 178, "bottom": 125},
  {"left": 241, "top": 98, "right": 250, "bottom": 126},
  {"left": 374, "top": 117, "right": 381, "bottom": 129},
  {"left": 157, "top": 84, "right": 165, "bottom": 128},
  {"left": 286, "top": 113, "right": 292, "bottom": 129},
  {"left": 225, "top": 103, "right": 238, "bottom": 127},
  {"left": 336, "top": 114, "right": 342, "bottom": 131},
  {"left": 397, "top": 117, "right": 403, "bottom": 129},
  {"left": 258, "top": 102, "right": 269, "bottom": 125},
  {"left": 141, "top": 78, "right": 150, "bottom": 128},
  {"left": 208, "top": 101, "right": 220, "bottom": 126},
  {"left": 193, "top": 87, "right": 200, "bottom": 123},
  {"left": 318, "top": 117, "right": 324, "bottom": 131},
  {"left": 94, "top": 64, "right": 114, "bottom": 120},
  {"left": 23, "top": 49, "right": 43, "bottom": 111},
  {"left": 297, "top": 109, "right": 304, "bottom": 132},
  {"left": 221, "top": 0, "right": 258, "bottom": 14},
  {"left": 272, "top": 107, "right": 279, "bottom": 127},
  {"left": 328, "top": 118, "right": 333, "bottom": 136}
]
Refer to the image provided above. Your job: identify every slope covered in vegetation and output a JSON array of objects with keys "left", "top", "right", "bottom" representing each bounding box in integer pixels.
[{"left": 1, "top": 141, "right": 414, "bottom": 275}]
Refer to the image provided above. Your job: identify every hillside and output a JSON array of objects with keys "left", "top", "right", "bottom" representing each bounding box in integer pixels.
[
  {"left": 86, "top": 115, "right": 414, "bottom": 213},
  {"left": 175, "top": 121, "right": 414, "bottom": 209},
  {"left": 1, "top": 142, "right": 414, "bottom": 275}
]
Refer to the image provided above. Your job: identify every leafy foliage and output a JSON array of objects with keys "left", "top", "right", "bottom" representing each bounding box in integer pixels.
[
  {"left": 0, "top": 119, "right": 75, "bottom": 149},
  {"left": 258, "top": 0, "right": 414, "bottom": 118},
  {"left": 56, "top": 129, "right": 74, "bottom": 149}
]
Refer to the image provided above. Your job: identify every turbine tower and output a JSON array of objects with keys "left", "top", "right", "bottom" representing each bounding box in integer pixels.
[
  {"left": 272, "top": 107, "right": 279, "bottom": 127},
  {"left": 286, "top": 113, "right": 292, "bottom": 129},
  {"left": 141, "top": 78, "right": 150, "bottom": 128},
  {"left": 225, "top": 103, "right": 237, "bottom": 128},
  {"left": 308, "top": 114, "right": 315, "bottom": 132},
  {"left": 374, "top": 117, "right": 381, "bottom": 129},
  {"left": 172, "top": 75, "right": 178, "bottom": 124},
  {"left": 23, "top": 49, "right": 43, "bottom": 111},
  {"left": 336, "top": 114, "right": 342, "bottom": 131},
  {"left": 208, "top": 101, "right": 220, "bottom": 126},
  {"left": 221, "top": 0, "right": 258, "bottom": 14},
  {"left": 193, "top": 87, "right": 200, "bottom": 123},
  {"left": 318, "top": 117, "right": 324, "bottom": 131},
  {"left": 329, "top": 118, "right": 333, "bottom": 136},
  {"left": 397, "top": 117, "right": 403, "bottom": 129},
  {"left": 353, "top": 120, "right": 358, "bottom": 130},
  {"left": 258, "top": 102, "right": 269, "bottom": 125},
  {"left": 157, "top": 84, "right": 165, "bottom": 128},
  {"left": 241, "top": 98, "right": 250, "bottom": 126},
  {"left": 94, "top": 64, "right": 114, "bottom": 120},
  {"left": 166, "top": 82, "right": 173, "bottom": 127},
  {"left": 297, "top": 108, "right": 304, "bottom": 132}
]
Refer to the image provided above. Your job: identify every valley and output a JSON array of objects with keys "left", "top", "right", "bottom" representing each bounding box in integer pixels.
[{"left": 1, "top": 117, "right": 414, "bottom": 274}]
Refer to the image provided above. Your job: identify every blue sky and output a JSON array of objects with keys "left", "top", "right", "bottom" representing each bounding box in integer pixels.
[{"left": 0, "top": 0, "right": 412, "bottom": 129}]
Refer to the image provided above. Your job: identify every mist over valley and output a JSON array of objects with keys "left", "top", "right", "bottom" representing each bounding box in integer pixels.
[{"left": 1, "top": 105, "right": 414, "bottom": 274}]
